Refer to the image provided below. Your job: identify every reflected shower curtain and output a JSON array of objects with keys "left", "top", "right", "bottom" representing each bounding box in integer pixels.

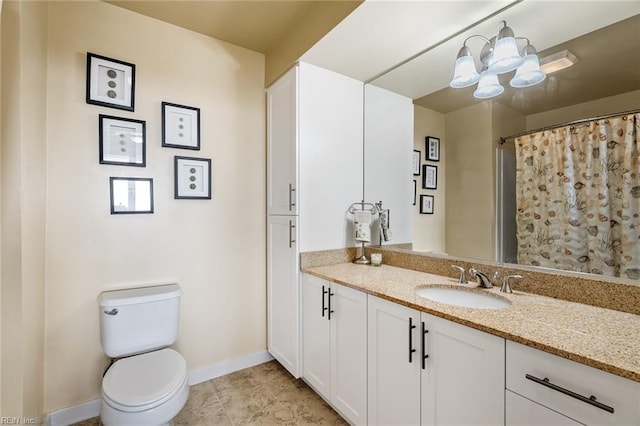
[{"left": 515, "top": 113, "right": 640, "bottom": 280}]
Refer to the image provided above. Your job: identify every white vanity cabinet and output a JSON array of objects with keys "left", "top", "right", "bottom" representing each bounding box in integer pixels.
[
  {"left": 302, "top": 274, "right": 367, "bottom": 425},
  {"left": 266, "top": 62, "right": 363, "bottom": 378},
  {"left": 367, "top": 295, "right": 505, "bottom": 426},
  {"left": 505, "top": 340, "right": 640, "bottom": 425}
]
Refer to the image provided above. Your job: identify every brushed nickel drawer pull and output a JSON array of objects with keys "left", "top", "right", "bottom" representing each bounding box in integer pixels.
[{"left": 525, "top": 374, "right": 614, "bottom": 413}]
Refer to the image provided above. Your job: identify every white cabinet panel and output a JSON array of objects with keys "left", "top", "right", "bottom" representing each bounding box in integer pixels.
[
  {"left": 421, "top": 313, "right": 505, "bottom": 426},
  {"left": 267, "top": 66, "right": 298, "bottom": 216},
  {"left": 506, "top": 390, "right": 583, "bottom": 426},
  {"left": 302, "top": 274, "right": 367, "bottom": 425},
  {"left": 367, "top": 295, "right": 422, "bottom": 425},
  {"left": 506, "top": 340, "right": 640, "bottom": 425},
  {"left": 267, "top": 215, "right": 299, "bottom": 377}
]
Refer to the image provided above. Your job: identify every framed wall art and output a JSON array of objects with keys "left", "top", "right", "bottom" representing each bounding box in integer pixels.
[
  {"left": 99, "top": 114, "right": 146, "bottom": 167},
  {"left": 162, "top": 102, "right": 201, "bottom": 150},
  {"left": 109, "top": 177, "right": 154, "bottom": 214},
  {"left": 413, "top": 180, "right": 417, "bottom": 205},
  {"left": 174, "top": 156, "right": 211, "bottom": 199},
  {"left": 422, "top": 164, "right": 438, "bottom": 189},
  {"left": 426, "top": 136, "right": 440, "bottom": 161},
  {"left": 412, "top": 150, "right": 421, "bottom": 175},
  {"left": 420, "top": 195, "right": 434, "bottom": 214},
  {"left": 86, "top": 52, "right": 135, "bottom": 111}
]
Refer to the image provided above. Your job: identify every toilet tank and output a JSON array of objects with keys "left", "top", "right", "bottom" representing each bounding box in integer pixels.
[{"left": 99, "top": 284, "right": 182, "bottom": 358}]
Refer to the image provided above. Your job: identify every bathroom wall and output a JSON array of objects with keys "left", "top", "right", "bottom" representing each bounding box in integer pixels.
[
  {"left": 444, "top": 102, "right": 494, "bottom": 260},
  {"left": 1, "top": 0, "right": 48, "bottom": 420},
  {"left": 34, "top": 0, "right": 265, "bottom": 414},
  {"left": 413, "top": 105, "right": 446, "bottom": 253}
]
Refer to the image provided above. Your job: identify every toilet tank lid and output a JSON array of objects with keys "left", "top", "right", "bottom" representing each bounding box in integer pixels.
[{"left": 99, "top": 284, "right": 182, "bottom": 308}]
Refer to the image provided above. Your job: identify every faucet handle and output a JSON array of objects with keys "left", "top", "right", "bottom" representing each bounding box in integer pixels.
[
  {"left": 451, "top": 265, "right": 468, "bottom": 284},
  {"left": 501, "top": 275, "right": 523, "bottom": 293}
]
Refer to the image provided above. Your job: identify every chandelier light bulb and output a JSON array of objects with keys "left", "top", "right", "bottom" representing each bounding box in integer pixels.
[
  {"left": 510, "top": 44, "right": 546, "bottom": 88},
  {"left": 450, "top": 46, "right": 480, "bottom": 88},
  {"left": 473, "top": 70, "right": 504, "bottom": 99}
]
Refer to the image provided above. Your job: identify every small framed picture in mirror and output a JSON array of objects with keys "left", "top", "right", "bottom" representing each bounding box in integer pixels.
[
  {"left": 99, "top": 115, "right": 146, "bottom": 167},
  {"left": 426, "top": 136, "right": 440, "bottom": 161},
  {"left": 86, "top": 52, "right": 135, "bottom": 111},
  {"left": 422, "top": 164, "right": 437, "bottom": 189},
  {"left": 162, "top": 102, "right": 201, "bottom": 150},
  {"left": 109, "top": 177, "right": 154, "bottom": 214},
  {"left": 420, "top": 195, "right": 434, "bottom": 214},
  {"left": 174, "top": 156, "right": 212, "bottom": 199},
  {"left": 412, "top": 150, "right": 421, "bottom": 175},
  {"left": 413, "top": 180, "right": 417, "bottom": 205}
]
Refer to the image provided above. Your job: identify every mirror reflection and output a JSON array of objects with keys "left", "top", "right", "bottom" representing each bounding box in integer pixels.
[
  {"left": 109, "top": 177, "right": 154, "bottom": 214},
  {"left": 365, "top": 5, "right": 640, "bottom": 281}
]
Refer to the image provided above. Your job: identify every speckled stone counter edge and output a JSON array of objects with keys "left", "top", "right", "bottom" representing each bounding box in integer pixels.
[{"left": 301, "top": 247, "right": 640, "bottom": 316}]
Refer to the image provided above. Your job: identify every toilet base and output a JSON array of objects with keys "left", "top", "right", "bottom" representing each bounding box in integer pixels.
[{"left": 100, "top": 378, "right": 189, "bottom": 426}]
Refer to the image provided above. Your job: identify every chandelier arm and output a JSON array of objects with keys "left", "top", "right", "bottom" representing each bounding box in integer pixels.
[{"left": 463, "top": 34, "right": 491, "bottom": 47}]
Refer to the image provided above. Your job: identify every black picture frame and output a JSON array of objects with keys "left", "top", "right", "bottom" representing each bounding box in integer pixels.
[
  {"left": 426, "top": 136, "right": 440, "bottom": 161},
  {"left": 109, "top": 177, "right": 154, "bottom": 214},
  {"left": 99, "top": 114, "right": 146, "bottom": 167},
  {"left": 422, "top": 164, "right": 438, "bottom": 189},
  {"left": 162, "top": 102, "right": 201, "bottom": 150},
  {"left": 413, "top": 180, "right": 417, "bottom": 205},
  {"left": 174, "top": 156, "right": 212, "bottom": 199},
  {"left": 413, "top": 150, "right": 421, "bottom": 175},
  {"left": 86, "top": 52, "right": 135, "bottom": 111},
  {"left": 420, "top": 195, "right": 434, "bottom": 214}
]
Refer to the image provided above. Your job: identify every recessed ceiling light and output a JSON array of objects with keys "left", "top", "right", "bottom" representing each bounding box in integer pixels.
[{"left": 539, "top": 49, "right": 579, "bottom": 74}]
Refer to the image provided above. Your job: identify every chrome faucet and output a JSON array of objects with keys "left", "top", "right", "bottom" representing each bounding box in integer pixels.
[
  {"left": 469, "top": 268, "right": 493, "bottom": 288},
  {"left": 501, "top": 275, "right": 522, "bottom": 293},
  {"left": 451, "top": 265, "right": 468, "bottom": 284}
]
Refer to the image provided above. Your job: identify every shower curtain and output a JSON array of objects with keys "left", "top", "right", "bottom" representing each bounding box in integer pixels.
[{"left": 514, "top": 112, "right": 640, "bottom": 280}]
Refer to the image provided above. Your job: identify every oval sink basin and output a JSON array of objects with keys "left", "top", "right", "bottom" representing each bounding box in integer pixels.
[{"left": 416, "top": 287, "right": 511, "bottom": 309}]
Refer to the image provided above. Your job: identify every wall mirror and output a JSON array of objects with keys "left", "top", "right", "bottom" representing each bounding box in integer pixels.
[
  {"left": 364, "top": 2, "right": 640, "bottom": 283},
  {"left": 109, "top": 177, "right": 154, "bottom": 214}
]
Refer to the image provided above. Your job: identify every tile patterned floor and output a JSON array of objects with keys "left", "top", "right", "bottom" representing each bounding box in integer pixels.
[{"left": 73, "top": 360, "right": 347, "bottom": 425}]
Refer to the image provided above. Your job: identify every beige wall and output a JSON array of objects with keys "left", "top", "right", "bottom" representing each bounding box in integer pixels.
[
  {"left": 413, "top": 105, "right": 446, "bottom": 253},
  {"left": 526, "top": 89, "right": 640, "bottom": 130},
  {"left": 1, "top": 0, "right": 48, "bottom": 421},
  {"left": 0, "top": 0, "right": 266, "bottom": 416},
  {"left": 445, "top": 102, "right": 494, "bottom": 261}
]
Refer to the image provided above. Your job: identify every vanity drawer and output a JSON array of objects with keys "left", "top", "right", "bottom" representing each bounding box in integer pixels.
[{"left": 506, "top": 341, "right": 640, "bottom": 425}]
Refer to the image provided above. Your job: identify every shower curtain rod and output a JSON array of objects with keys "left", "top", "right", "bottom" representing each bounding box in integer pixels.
[{"left": 499, "top": 108, "right": 640, "bottom": 144}]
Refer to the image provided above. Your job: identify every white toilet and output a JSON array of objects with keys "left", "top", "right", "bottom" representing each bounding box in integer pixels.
[{"left": 98, "top": 284, "right": 190, "bottom": 426}]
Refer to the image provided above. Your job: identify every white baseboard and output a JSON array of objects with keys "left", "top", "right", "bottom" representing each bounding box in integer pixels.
[{"left": 46, "top": 350, "right": 274, "bottom": 426}]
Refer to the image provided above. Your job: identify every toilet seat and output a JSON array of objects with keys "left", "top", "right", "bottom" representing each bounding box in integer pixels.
[{"left": 102, "top": 348, "right": 187, "bottom": 413}]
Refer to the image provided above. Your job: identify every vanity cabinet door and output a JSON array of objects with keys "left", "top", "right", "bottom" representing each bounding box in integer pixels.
[
  {"left": 367, "top": 295, "right": 421, "bottom": 425},
  {"left": 302, "top": 274, "right": 367, "bottom": 425},
  {"left": 421, "top": 312, "right": 505, "bottom": 426}
]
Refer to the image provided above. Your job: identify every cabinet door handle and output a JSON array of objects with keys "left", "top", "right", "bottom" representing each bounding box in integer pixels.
[
  {"left": 288, "top": 220, "right": 296, "bottom": 248},
  {"left": 322, "top": 286, "right": 328, "bottom": 317},
  {"left": 525, "top": 374, "right": 614, "bottom": 413},
  {"left": 327, "top": 289, "right": 335, "bottom": 320},
  {"left": 421, "top": 321, "right": 429, "bottom": 370},
  {"left": 408, "top": 317, "right": 417, "bottom": 363},
  {"left": 288, "top": 183, "right": 296, "bottom": 211}
]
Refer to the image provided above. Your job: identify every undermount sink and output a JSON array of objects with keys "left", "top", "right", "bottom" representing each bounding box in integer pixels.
[{"left": 416, "top": 286, "right": 511, "bottom": 310}]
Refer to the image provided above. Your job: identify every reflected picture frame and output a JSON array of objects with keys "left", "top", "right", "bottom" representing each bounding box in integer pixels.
[
  {"left": 86, "top": 52, "right": 135, "bottom": 111},
  {"left": 413, "top": 150, "right": 421, "bottom": 175},
  {"left": 162, "top": 102, "right": 201, "bottom": 150},
  {"left": 426, "top": 136, "right": 440, "bottom": 162},
  {"left": 422, "top": 164, "right": 437, "bottom": 189},
  {"left": 174, "top": 156, "right": 212, "bottom": 199},
  {"left": 420, "top": 195, "right": 434, "bottom": 214},
  {"left": 109, "top": 177, "right": 154, "bottom": 214},
  {"left": 413, "top": 180, "right": 417, "bottom": 205},
  {"left": 99, "top": 114, "right": 146, "bottom": 167}
]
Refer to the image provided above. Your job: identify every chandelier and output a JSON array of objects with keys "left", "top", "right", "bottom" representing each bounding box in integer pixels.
[{"left": 449, "top": 21, "right": 546, "bottom": 99}]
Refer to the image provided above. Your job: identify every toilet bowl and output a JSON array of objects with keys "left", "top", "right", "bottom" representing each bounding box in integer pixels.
[
  {"left": 101, "top": 349, "right": 189, "bottom": 426},
  {"left": 98, "top": 284, "right": 189, "bottom": 426}
]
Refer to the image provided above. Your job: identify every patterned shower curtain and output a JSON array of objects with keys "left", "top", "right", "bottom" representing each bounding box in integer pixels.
[{"left": 514, "top": 112, "right": 640, "bottom": 280}]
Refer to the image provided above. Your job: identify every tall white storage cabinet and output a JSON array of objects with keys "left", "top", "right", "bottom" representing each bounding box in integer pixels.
[{"left": 267, "top": 62, "right": 364, "bottom": 378}]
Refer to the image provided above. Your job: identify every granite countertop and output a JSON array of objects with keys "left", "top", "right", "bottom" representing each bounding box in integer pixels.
[{"left": 302, "top": 262, "right": 640, "bottom": 383}]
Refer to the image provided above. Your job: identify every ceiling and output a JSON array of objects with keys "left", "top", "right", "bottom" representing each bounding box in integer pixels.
[{"left": 102, "top": 0, "right": 360, "bottom": 54}]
